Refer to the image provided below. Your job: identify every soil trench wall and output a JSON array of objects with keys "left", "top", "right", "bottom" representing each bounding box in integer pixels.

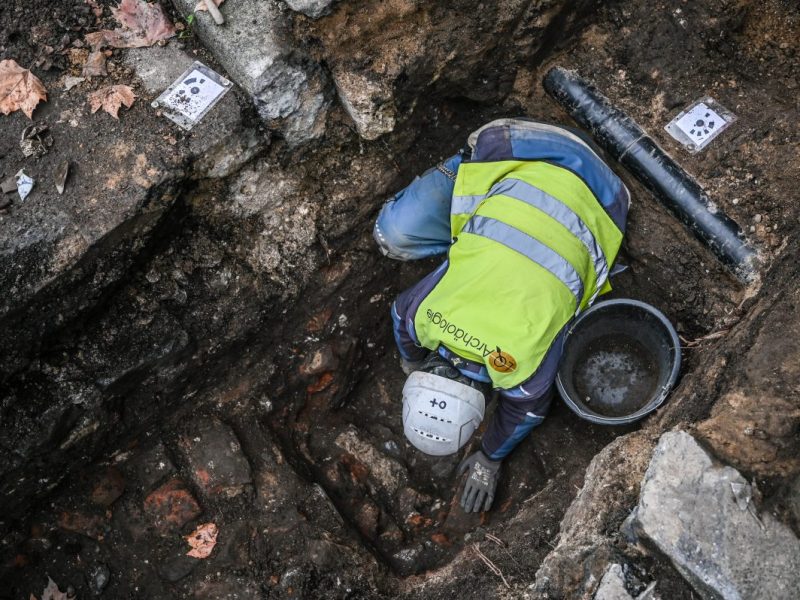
[{"left": 0, "top": 0, "right": 601, "bottom": 533}]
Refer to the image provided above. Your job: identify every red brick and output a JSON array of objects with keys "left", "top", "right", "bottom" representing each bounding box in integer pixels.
[
  {"left": 143, "top": 478, "right": 201, "bottom": 529},
  {"left": 58, "top": 511, "right": 107, "bottom": 540},
  {"left": 306, "top": 372, "right": 335, "bottom": 394}
]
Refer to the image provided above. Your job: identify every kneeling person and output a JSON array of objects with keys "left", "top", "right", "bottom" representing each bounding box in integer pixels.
[{"left": 375, "top": 119, "right": 630, "bottom": 512}]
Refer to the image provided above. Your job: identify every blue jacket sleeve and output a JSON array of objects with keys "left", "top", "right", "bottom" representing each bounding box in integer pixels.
[
  {"left": 391, "top": 262, "right": 450, "bottom": 361},
  {"left": 481, "top": 388, "right": 553, "bottom": 460},
  {"left": 391, "top": 297, "right": 427, "bottom": 362},
  {"left": 479, "top": 327, "right": 566, "bottom": 460}
]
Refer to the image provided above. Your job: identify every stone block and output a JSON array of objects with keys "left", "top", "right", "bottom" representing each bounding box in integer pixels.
[
  {"left": 283, "top": 0, "right": 335, "bottom": 19},
  {"left": 90, "top": 467, "right": 126, "bottom": 507},
  {"left": 171, "top": 0, "right": 329, "bottom": 145},
  {"left": 332, "top": 68, "right": 395, "bottom": 140},
  {"left": 178, "top": 417, "right": 252, "bottom": 498},
  {"left": 625, "top": 430, "right": 800, "bottom": 599},
  {"left": 335, "top": 427, "right": 407, "bottom": 494}
]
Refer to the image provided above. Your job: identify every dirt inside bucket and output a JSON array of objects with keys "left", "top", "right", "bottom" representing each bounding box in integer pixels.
[{"left": 572, "top": 334, "right": 660, "bottom": 418}]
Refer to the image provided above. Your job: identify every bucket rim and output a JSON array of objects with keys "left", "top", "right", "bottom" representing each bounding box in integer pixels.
[{"left": 555, "top": 298, "right": 682, "bottom": 425}]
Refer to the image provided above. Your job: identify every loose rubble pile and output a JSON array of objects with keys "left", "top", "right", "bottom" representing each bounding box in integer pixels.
[{"left": 1, "top": 0, "right": 799, "bottom": 598}]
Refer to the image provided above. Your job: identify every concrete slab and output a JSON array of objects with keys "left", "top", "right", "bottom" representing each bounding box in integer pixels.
[{"left": 172, "top": 0, "right": 330, "bottom": 145}]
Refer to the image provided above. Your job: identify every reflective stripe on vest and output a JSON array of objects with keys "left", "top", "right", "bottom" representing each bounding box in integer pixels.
[
  {"left": 453, "top": 177, "right": 610, "bottom": 296},
  {"left": 462, "top": 215, "right": 584, "bottom": 308}
]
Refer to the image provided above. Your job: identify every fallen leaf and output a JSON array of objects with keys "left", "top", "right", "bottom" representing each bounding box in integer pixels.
[
  {"left": 83, "top": 50, "right": 107, "bottom": 77},
  {"left": 88, "top": 84, "right": 136, "bottom": 119},
  {"left": 86, "top": 0, "right": 175, "bottom": 49},
  {"left": 55, "top": 161, "right": 70, "bottom": 194},
  {"left": 194, "top": 0, "right": 225, "bottom": 12},
  {"left": 40, "top": 577, "right": 67, "bottom": 600},
  {"left": 0, "top": 60, "right": 47, "bottom": 119},
  {"left": 185, "top": 522, "right": 218, "bottom": 559}
]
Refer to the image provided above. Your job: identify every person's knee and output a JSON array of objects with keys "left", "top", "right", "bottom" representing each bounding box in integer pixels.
[{"left": 374, "top": 201, "right": 416, "bottom": 261}]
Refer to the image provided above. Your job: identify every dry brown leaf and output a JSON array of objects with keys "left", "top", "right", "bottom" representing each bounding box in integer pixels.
[
  {"left": 185, "top": 522, "right": 218, "bottom": 559},
  {"left": 0, "top": 60, "right": 47, "bottom": 119},
  {"left": 194, "top": 0, "right": 225, "bottom": 12},
  {"left": 85, "top": 0, "right": 104, "bottom": 18},
  {"left": 86, "top": 0, "right": 175, "bottom": 49},
  {"left": 88, "top": 85, "right": 136, "bottom": 119},
  {"left": 40, "top": 577, "right": 68, "bottom": 600},
  {"left": 82, "top": 50, "right": 108, "bottom": 77}
]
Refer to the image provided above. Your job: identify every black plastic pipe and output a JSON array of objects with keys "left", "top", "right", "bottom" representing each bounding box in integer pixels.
[{"left": 543, "top": 67, "right": 759, "bottom": 283}]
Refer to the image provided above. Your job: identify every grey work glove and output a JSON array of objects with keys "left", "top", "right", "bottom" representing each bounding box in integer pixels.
[{"left": 458, "top": 450, "right": 501, "bottom": 513}]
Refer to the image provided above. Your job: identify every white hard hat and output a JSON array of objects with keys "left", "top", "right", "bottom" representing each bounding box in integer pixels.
[{"left": 402, "top": 371, "right": 486, "bottom": 456}]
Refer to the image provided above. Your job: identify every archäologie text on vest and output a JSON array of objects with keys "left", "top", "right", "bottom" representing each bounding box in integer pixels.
[{"left": 425, "top": 309, "right": 517, "bottom": 372}]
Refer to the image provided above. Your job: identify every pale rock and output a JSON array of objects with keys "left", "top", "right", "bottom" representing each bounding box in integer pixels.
[
  {"left": 625, "top": 430, "right": 800, "bottom": 600},
  {"left": 172, "top": 0, "right": 330, "bottom": 146},
  {"left": 332, "top": 68, "right": 396, "bottom": 140},
  {"left": 283, "top": 0, "right": 336, "bottom": 19},
  {"left": 594, "top": 564, "right": 634, "bottom": 600}
]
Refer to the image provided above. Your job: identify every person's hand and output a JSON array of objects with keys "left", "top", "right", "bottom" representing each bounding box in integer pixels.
[{"left": 458, "top": 451, "right": 501, "bottom": 513}]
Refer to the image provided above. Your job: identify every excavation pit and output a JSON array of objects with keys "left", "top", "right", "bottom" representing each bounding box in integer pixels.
[{"left": 3, "top": 0, "right": 797, "bottom": 597}]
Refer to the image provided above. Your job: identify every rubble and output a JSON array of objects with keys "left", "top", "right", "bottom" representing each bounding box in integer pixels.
[
  {"left": 19, "top": 124, "right": 53, "bottom": 158},
  {"left": 53, "top": 160, "right": 68, "bottom": 194}
]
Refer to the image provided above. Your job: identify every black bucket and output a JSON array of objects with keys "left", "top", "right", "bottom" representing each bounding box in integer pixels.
[{"left": 556, "top": 299, "right": 681, "bottom": 425}]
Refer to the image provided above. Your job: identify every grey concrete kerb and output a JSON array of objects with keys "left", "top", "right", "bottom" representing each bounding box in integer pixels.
[{"left": 171, "top": 0, "right": 330, "bottom": 146}]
